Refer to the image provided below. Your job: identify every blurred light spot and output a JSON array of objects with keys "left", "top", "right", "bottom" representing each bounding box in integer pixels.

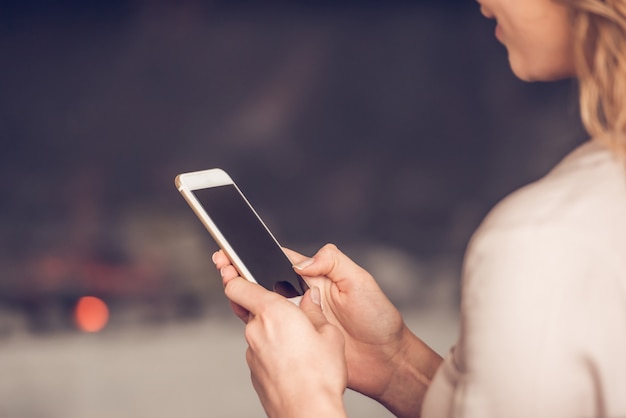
[{"left": 74, "top": 296, "right": 109, "bottom": 333}]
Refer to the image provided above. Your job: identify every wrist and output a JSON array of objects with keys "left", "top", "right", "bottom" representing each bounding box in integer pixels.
[
  {"left": 278, "top": 390, "right": 347, "bottom": 418},
  {"left": 377, "top": 326, "right": 443, "bottom": 418}
]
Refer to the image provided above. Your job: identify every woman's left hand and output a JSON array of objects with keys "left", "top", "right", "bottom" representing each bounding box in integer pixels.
[{"left": 224, "top": 274, "right": 349, "bottom": 418}]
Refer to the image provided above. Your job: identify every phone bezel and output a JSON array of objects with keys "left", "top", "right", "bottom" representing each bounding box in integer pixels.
[{"left": 175, "top": 168, "right": 302, "bottom": 294}]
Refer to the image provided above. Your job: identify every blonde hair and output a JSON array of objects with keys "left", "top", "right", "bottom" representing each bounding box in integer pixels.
[{"left": 564, "top": 0, "right": 626, "bottom": 156}]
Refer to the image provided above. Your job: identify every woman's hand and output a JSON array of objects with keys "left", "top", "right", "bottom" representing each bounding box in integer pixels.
[
  {"left": 284, "top": 245, "right": 408, "bottom": 395},
  {"left": 213, "top": 244, "right": 442, "bottom": 417},
  {"left": 222, "top": 275, "right": 348, "bottom": 418},
  {"left": 285, "top": 244, "right": 443, "bottom": 417}
]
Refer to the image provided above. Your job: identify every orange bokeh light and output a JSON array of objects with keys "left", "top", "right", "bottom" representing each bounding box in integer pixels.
[{"left": 74, "top": 296, "right": 109, "bottom": 332}]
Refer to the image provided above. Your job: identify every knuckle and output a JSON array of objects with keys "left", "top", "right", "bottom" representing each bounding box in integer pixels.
[
  {"left": 245, "top": 346, "right": 254, "bottom": 365},
  {"left": 223, "top": 278, "right": 238, "bottom": 298},
  {"left": 321, "top": 243, "right": 339, "bottom": 254},
  {"left": 320, "top": 243, "right": 342, "bottom": 271},
  {"left": 318, "top": 243, "right": 341, "bottom": 266},
  {"left": 244, "top": 324, "right": 254, "bottom": 343}
]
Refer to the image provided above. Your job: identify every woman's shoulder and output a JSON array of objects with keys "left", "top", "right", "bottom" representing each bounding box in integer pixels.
[
  {"left": 460, "top": 139, "right": 626, "bottom": 323},
  {"left": 451, "top": 141, "right": 626, "bottom": 418},
  {"left": 478, "top": 140, "right": 626, "bottom": 236},
  {"left": 463, "top": 139, "right": 626, "bottom": 292}
]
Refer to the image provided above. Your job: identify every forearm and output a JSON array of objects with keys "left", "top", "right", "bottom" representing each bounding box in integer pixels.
[
  {"left": 270, "top": 388, "right": 348, "bottom": 418},
  {"left": 377, "top": 327, "right": 443, "bottom": 418},
  {"left": 291, "top": 398, "right": 347, "bottom": 418}
]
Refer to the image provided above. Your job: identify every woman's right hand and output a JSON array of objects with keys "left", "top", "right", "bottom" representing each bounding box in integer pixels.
[
  {"left": 285, "top": 244, "right": 442, "bottom": 417},
  {"left": 213, "top": 243, "right": 442, "bottom": 417}
]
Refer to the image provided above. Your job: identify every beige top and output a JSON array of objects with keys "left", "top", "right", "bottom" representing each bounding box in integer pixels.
[{"left": 422, "top": 141, "right": 626, "bottom": 418}]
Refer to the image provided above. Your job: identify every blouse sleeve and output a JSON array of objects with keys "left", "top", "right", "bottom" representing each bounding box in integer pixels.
[{"left": 421, "top": 223, "right": 602, "bottom": 418}]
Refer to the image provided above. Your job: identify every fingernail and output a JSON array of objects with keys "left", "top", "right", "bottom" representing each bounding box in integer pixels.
[
  {"left": 211, "top": 252, "right": 218, "bottom": 263},
  {"left": 310, "top": 286, "right": 321, "bottom": 306},
  {"left": 293, "top": 258, "right": 315, "bottom": 270},
  {"left": 219, "top": 267, "right": 226, "bottom": 278}
]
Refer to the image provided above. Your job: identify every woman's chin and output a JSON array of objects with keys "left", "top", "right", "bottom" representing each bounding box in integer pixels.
[{"left": 508, "top": 55, "right": 575, "bottom": 82}]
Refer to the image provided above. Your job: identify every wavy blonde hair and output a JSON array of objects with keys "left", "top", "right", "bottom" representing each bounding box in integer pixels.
[{"left": 562, "top": 0, "right": 626, "bottom": 156}]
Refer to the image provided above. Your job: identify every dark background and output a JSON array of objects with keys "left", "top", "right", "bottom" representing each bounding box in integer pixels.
[
  {"left": 0, "top": 0, "right": 586, "bottom": 332},
  {"left": 0, "top": 2, "right": 590, "bottom": 417}
]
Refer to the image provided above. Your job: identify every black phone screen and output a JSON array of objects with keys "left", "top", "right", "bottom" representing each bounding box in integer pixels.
[{"left": 193, "top": 185, "right": 307, "bottom": 297}]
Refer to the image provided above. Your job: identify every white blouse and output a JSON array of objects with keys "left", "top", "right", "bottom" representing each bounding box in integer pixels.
[{"left": 422, "top": 141, "right": 626, "bottom": 418}]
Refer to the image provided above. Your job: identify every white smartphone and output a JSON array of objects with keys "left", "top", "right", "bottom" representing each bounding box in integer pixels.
[{"left": 175, "top": 168, "right": 309, "bottom": 301}]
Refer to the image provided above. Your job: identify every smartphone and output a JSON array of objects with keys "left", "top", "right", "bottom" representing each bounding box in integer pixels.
[{"left": 175, "top": 168, "right": 308, "bottom": 301}]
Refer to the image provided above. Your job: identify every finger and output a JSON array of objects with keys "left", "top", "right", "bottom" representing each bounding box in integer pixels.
[
  {"left": 292, "top": 243, "right": 371, "bottom": 286},
  {"left": 212, "top": 250, "right": 231, "bottom": 270},
  {"left": 214, "top": 263, "right": 249, "bottom": 320},
  {"left": 220, "top": 265, "right": 239, "bottom": 288},
  {"left": 299, "top": 287, "right": 330, "bottom": 331},
  {"left": 229, "top": 300, "right": 251, "bottom": 323},
  {"left": 224, "top": 276, "right": 280, "bottom": 315},
  {"left": 282, "top": 248, "right": 329, "bottom": 288},
  {"left": 282, "top": 247, "right": 309, "bottom": 264}
]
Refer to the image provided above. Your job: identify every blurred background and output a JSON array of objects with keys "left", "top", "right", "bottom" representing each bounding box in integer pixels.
[{"left": 0, "top": 0, "right": 586, "bottom": 417}]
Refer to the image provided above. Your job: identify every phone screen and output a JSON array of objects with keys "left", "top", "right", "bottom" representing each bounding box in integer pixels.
[{"left": 193, "top": 185, "right": 308, "bottom": 297}]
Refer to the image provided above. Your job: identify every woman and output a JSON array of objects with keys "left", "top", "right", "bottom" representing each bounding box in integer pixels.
[{"left": 213, "top": 0, "right": 626, "bottom": 416}]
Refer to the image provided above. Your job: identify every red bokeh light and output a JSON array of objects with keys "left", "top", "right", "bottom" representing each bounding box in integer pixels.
[{"left": 74, "top": 296, "right": 109, "bottom": 332}]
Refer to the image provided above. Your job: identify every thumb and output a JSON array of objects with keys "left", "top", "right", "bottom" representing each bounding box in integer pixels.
[
  {"left": 290, "top": 244, "right": 371, "bottom": 288},
  {"left": 299, "top": 287, "right": 328, "bottom": 330}
]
